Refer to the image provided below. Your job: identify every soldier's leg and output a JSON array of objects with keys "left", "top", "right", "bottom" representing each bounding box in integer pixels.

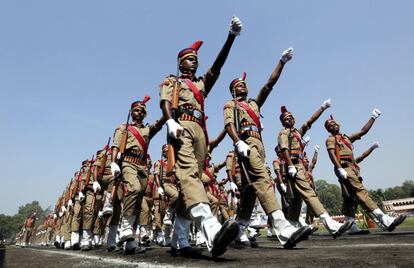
[
  {"left": 153, "top": 200, "right": 163, "bottom": 244},
  {"left": 119, "top": 163, "right": 147, "bottom": 253},
  {"left": 220, "top": 205, "right": 230, "bottom": 222},
  {"left": 70, "top": 200, "right": 82, "bottom": 249},
  {"left": 80, "top": 191, "right": 95, "bottom": 250},
  {"left": 206, "top": 192, "right": 220, "bottom": 218}
]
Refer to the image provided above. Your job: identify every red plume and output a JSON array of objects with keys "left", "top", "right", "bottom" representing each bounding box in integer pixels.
[
  {"left": 142, "top": 95, "right": 151, "bottom": 104},
  {"left": 281, "top": 106, "right": 288, "bottom": 113},
  {"left": 190, "top": 40, "right": 203, "bottom": 52},
  {"left": 242, "top": 72, "right": 247, "bottom": 81}
]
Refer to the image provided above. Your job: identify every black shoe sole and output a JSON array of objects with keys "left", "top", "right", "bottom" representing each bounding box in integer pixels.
[
  {"left": 283, "top": 226, "right": 312, "bottom": 249},
  {"left": 333, "top": 220, "right": 353, "bottom": 239},
  {"left": 387, "top": 215, "right": 406, "bottom": 232},
  {"left": 211, "top": 220, "right": 240, "bottom": 258},
  {"left": 348, "top": 229, "right": 370, "bottom": 235}
]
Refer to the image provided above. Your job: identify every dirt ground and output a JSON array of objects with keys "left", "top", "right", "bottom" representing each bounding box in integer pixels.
[{"left": 2, "top": 229, "right": 414, "bottom": 268}]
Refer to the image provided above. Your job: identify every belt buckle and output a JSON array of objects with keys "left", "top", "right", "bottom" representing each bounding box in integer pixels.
[{"left": 193, "top": 110, "right": 203, "bottom": 120}]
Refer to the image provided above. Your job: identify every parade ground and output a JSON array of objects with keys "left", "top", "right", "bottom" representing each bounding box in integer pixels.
[{"left": 3, "top": 228, "right": 414, "bottom": 268}]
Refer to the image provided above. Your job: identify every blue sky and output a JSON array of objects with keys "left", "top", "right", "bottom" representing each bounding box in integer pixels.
[{"left": 1, "top": 1, "right": 413, "bottom": 215}]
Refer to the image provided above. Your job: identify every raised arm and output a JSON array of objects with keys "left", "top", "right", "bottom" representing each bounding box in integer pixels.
[
  {"left": 204, "top": 16, "right": 242, "bottom": 93},
  {"left": 256, "top": 48, "right": 293, "bottom": 108},
  {"left": 209, "top": 129, "right": 227, "bottom": 154},
  {"left": 355, "top": 142, "right": 379, "bottom": 163},
  {"left": 309, "top": 145, "right": 319, "bottom": 172},
  {"left": 304, "top": 99, "right": 331, "bottom": 129},
  {"left": 349, "top": 109, "right": 381, "bottom": 142}
]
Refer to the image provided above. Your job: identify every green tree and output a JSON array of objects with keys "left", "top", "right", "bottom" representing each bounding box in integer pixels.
[{"left": 315, "top": 179, "right": 342, "bottom": 215}]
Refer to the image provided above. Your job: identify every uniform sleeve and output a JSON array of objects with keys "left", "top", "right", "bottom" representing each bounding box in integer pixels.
[
  {"left": 348, "top": 133, "right": 361, "bottom": 143},
  {"left": 278, "top": 129, "right": 290, "bottom": 150},
  {"left": 201, "top": 172, "right": 211, "bottom": 184},
  {"left": 148, "top": 120, "right": 162, "bottom": 139},
  {"left": 159, "top": 76, "right": 175, "bottom": 103},
  {"left": 112, "top": 125, "right": 125, "bottom": 149},
  {"left": 204, "top": 67, "right": 220, "bottom": 92},
  {"left": 298, "top": 123, "right": 310, "bottom": 136},
  {"left": 153, "top": 161, "right": 160, "bottom": 175},
  {"left": 273, "top": 159, "right": 280, "bottom": 171},
  {"left": 93, "top": 151, "right": 103, "bottom": 167},
  {"left": 225, "top": 155, "right": 233, "bottom": 171},
  {"left": 223, "top": 101, "right": 235, "bottom": 126},
  {"left": 325, "top": 136, "right": 336, "bottom": 151}
]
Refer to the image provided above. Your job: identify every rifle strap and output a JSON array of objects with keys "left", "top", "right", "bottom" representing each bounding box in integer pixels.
[
  {"left": 126, "top": 125, "right": 148, "bottom": 154},
  {"left": 235, "top": 100, "right": 262, "bottom": 130},
  {"left": 182, "top": 79, "right": 209, "bottom": 144},
  {"left": 336, "top": 134, "right": 353, "bottom": 151},
  {"left": 289, "top": 129, "right": 304, "bottom": 150}
]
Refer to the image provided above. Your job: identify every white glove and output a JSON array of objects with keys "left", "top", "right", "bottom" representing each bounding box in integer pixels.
[
  {"left": 53, "top": 213, "right": 57, "bottom": 220},
  {"left": 372, "top": 141, "right": 380, "bottom": 149},
  {"left": 78, "top": 191, "right": 85, "bottom": 202},
  {"left": 235, "top": 140, "right": 250, "bottom": 158},
  {"left": 314, "top": 145, "right": 320, "bottom": 152},
  {"left": 110, "top": 162, "right": 121, "bottom": 177},
  {"left": 166, "top": 119, "right": 184, "bottom": 139},
  {"left": 67, "top": 199, "right": 73, "bottom": 208},
  {"left": 60, "top": 205, "right": 66, "bottom": 214},
  {"left": 98, "top": 211, "right": 103, "bottom": 218},
  {"left": 229, "top": 15, "right": 243, "bottom": 36},
  {"left": 280, "top": 183, "right": 287, "bottom": 193},
  {"left": 281, "top": 47, "right": 294, "bottom": 63},
  {"left": 371, "top": 108, "right": 382, "bottom": 119},
  {"left": 288, "top": 165, "right": 297, "bottom": 177},
  {"left": 157, "top": 187, "right": 164, "bottom": 196},
  {"left": 303, "top": 136, "right": 311, "bottom": 146},
  {"left": 93, "top": 181, "right": 101, "bottom": 193},
  {"left": 338, "top": 168, "right": 348, "bottom": 179},
  {"left": 321, "top": 98, "right": 331, "bottom": 110},
  {"left": 230, "top": 182, "right": 238, "bottom": 191},
  {"left": 58, "top": 211, "right": 63, "bottom": 217}
]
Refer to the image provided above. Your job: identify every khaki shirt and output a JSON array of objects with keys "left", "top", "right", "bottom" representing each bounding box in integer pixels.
[
  {"left": 325, "top": 133, "right": 359, "bottom": 158},
  {"left": 223, "top": 99, "right": 260, "bottom": 127},
  {"left": 159, "top": 68, "right": 218, "bottom": 111},
  {"left": 278, "top": 123, "right": 310, "bottom": 152},
  {"left": 112, "top": 123, "right": 158, "bottom": 152},
  {"left": 94, "top": 150, "right": 112, "bottom": 176},
  {"left": 153, "top": 159, "right": 167, "bottom": 180},
  {"left": 272, "top": 159, "right": 281, "bottom": 172}
]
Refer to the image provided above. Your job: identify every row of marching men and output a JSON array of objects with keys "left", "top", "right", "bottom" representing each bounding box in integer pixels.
[{"left": 18, "top": 15, "right": 407, "bottom": 259}]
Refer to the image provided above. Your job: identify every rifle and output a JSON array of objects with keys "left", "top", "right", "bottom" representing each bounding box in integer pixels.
[
  {"left": 64, "top": 179, "right": 73, "bottom": 205},
  {"left": 334, "top": 136, "right": 350, "bottom": 198},
  {"left": 98, "top": 137, "right": 111, "bottom": 178},
  {"left": 81, "top": 154, "right": 95, "bottom": 195},
  {"left": 158, "top": 158, "right": 165, "bottom": 215},
  {"left": 285, "top": 132, "right": 296, "bottom": 200},
  {"left": 70, "top": 168, "right": 82, "bottom": 201},
  {"left": 110, "top": 111, "right": 130, "bottom": 204},
  {"left": 166, "top": 66, "right": 180, "bottom": 176},
  {"left": 233, "top": 96, "right": 252, "bottom": 185}
]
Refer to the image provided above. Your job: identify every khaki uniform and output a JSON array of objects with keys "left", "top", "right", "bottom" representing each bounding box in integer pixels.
[
  {"left": 22, "top": 214, "right": 36, "bottom": 245},
  {"left": 273, "top": 158, "right": 290, "bottom": 215},
  {"left": 218, "top": 190, "right": 230, "bottom": 222},
  {"left": 160, "top": 71, "right": 218, "bottom": 212},
  {"left": 226, "top": 151, "right": 242, "bottom": 188},
  {"left": 202, "top": 166, "right": 220, "bottom": 218},
  {"left": 113, "top": 122, "right": 160, "bottom": 216},
  {"left": 326, "top": 134, "right": 378, "bottom": 217},
  {"left": 140, "top": 173, "right": 162, "bottom": 232},
  {"left": 93, "top": 150, "right": 121, "bottom": 226},
  {"left": 60, "top": 182, "right": 73, "bottom": 242},
  {"left": 278, "top": 125, "right": 326, "bottom": 221},
  {"left": 224, "top": 99, "right": 280, "bottom": 220}
]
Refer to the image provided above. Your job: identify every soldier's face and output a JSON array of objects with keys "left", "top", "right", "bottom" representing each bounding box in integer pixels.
[
  {"left": 233, "top": 82, "right": 248, "bottom": 98},
  {"left": 179, "top": 55, "right": 198, "bottom": 74},
  {"left": 283, "top": 116, "right": 295, "bottom": 128},
  {"left": 131, "top": 108, "right": 146, "bottom": 122},
  {"left": 328, "top": 123, "right": 340, "bottom": 135},
  {"left": 162, "top": 146, "right": 168, "bottom": 158}
]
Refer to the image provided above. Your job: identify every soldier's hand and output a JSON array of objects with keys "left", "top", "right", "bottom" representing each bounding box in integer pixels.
[
  {"left": 288, "top": 165, "right": 297, "bottom": 177},
  {"left": 303, "top": 136, "right": 311, "bottom": 146},
  {"left": 78, "top": 191, "right": 85, "bottom": 202},
  {"left": 67, "top": 199, "right": 73, "bottom": 208},
  {"left": 93, "top": 181, "right": 101, "bottom": 193},
  {"left": 338, "top": 168, "right": 348, "bottom": 179},
  {"left": 166, "top": 119, "right": 184, "bottom": 139},
  {"left": 372, "top": 141, "right": 380, "bottom": 149},
  {"left": 229, "top": 15, "right": 243, "bottom": 36},
  {"left": 321, "top": 98, "right": 332, "bottom": 110},
  {"left": 371, "top": 108, "right": 382, "bottom": 119},
  {"left": 314, "top": 145, "right": 320, "bottom": 152},
  {"left": 53, "top": 214, "right": 57, "bottom": 220},
  {"left": 281, "top": 47, "right": 294, "bottom": 63},
  {"left": 280, "top": 183, "right": 287, "bottom": 193},
  {"left": 110, "top": 162, "right": 121, "bottom": 177},
  {"left": 98, "top": 211, "right": 103, "bottom": 218},
  {"left": 60, "top": 205, "right": 66, "bottom": 214},
  {"left": 158, "top": 187, "right": 165, "bottom": 196},
  {"left": 235, "top": 140, "right": 250, "bottom": 158}
]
